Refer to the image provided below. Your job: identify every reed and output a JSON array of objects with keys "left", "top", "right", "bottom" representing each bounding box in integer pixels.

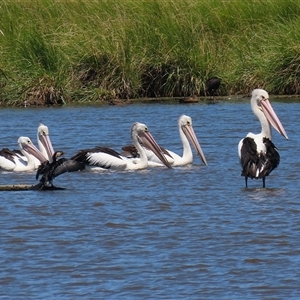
[{"left": 1, "top": 0, "right": 300, "bottom": 106}]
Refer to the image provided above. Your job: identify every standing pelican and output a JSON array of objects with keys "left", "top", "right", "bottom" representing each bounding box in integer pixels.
[
  {"left": 0, "top": 137, "right": 47, "bottom": 172},
  {"left": 122, "top": 115, "right": 207, "bottom": 167},
  {"left": 71, "top": 122, "right": 172, "bottom": 171},
  {"left": 238, "top": 89, "right": 288, "bottom": 188}
]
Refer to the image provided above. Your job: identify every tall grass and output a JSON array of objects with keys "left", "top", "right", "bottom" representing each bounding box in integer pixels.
[{"left": 1, "top": 0, "right": 300, "bottom": 105}]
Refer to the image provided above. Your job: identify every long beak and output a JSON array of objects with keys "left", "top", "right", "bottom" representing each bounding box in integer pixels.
[
  {"left": 23, "top": 142, "right": 48, "bottom": 163},
  {"left": 139, "top": 131, "right": 172, "bottom": 168},
  {"left": 261, "top": 100, "right": 288, "bottom": 139},
  {"left": 39, "top": 134, "right": 55, "bottom": 160},
  {"left": 182, "top": 124, "right": 207, "bottom": 165}
]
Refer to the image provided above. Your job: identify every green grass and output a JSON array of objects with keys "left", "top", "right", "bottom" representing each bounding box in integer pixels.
[{"left": 1, "top": 0, "right": 300, "bottom": 106}]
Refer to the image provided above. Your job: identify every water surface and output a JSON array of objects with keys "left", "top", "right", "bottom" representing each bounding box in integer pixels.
[{"left": 0, "top": 98, "right": 300, "bottom": 299}]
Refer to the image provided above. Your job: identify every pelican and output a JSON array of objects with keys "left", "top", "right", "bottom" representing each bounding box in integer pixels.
[
  {"left": 238, "top": 89, "right": 288, "bottom": 188},
  {"left": 122, "top": 115, "right": 207, "bottom": 167},
  {"left": 0, "top": 137, "right": 47, "bottom": 172},
  {"left": 71, "top": 122, "right": 172, "bottom": 171},
  {"left": 13, "top": 123, "right": 55, "bottom": 168}
]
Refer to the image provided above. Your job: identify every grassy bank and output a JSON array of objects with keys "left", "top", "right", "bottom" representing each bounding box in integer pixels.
[{"left": 1, "top": 0, "right": 300, "bottom": 106}]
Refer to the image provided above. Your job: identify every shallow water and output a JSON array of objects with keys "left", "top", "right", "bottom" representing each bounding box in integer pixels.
[{"left": 0, "top": 98, "right": 300, "bottom": 299}]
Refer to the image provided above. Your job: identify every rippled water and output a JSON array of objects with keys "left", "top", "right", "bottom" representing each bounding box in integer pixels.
[{"left": 0, "top": 98, "right": 300, "bottom": 299}]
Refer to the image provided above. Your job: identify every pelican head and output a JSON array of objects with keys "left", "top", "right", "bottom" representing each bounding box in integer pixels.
[
  {"left": 131, "top": 122, "right": 172, "bottom": 168},
  {"left": 18, "top": 136, "right": 48, "bottom": 163},
  {"left": 251, "top": 89, "right": 288, "bottom": 140},
  {"left": 37, "top": 123, "right": 55, "bottom": 159},
  {"left": 179, "top": 115, "right": 207, "bottom": 165}
]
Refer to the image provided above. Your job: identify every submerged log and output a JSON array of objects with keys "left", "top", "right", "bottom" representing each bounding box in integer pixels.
[
  {"left": 0, "top": 184, "right": 34, "bottom": 191},
  {"left": 0, "top": 184, "right": 65, "bottom": 191}
]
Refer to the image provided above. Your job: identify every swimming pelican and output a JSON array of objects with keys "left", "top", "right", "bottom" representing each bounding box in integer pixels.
[
  {"left": 13, "top": 123, "right": 55, "bottom": 168},
  {"left": 122, "top": 115, "right": 207, "bottom": 167},
  {"left": 0, "top": 137, "right": 47, "bottom": 172},
  {"left": 238, "top": 89, "right": 288, "bottom": 188},
  {"left": 71, "top": 122, "right": 172, "bottom": 171}
]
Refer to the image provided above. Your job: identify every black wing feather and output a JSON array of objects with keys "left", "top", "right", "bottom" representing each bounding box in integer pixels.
[
  {"left": 240, "top": 137, "right": 280, "bottom": 179},
  {"left": 121, "top": 145, "right": 140, "bottom": 158},
  {"left": 0, "top": 148, "right": 18, "bottom": 163},
  {"left": 261, "top": 137, "right": 280, "bottom": 177},
  {"left": 71, "top": 146, "right": 122, "bottom": 163},
  {"left": 36, "top": 158, "right": 85, "bottom": 185},
  {"left": 240, "top": 137, "right": 259, "bottom": 178}
]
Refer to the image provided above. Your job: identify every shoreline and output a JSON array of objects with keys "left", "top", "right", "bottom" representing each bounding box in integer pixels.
[{"left": 1, "top": 94, "right": 300, "bottom": 108}]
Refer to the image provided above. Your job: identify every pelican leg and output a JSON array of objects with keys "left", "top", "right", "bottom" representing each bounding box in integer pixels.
[
  {"left": 245, "top": 176, "right": 248, "bottom": 188},
  {"left": 262, "top": 177, "right": 266, "bottom": 188}
]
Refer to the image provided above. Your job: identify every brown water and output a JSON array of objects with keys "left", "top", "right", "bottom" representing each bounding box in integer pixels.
[{"left": 0, "top": 99, "right": 299, "bottom": 299}]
